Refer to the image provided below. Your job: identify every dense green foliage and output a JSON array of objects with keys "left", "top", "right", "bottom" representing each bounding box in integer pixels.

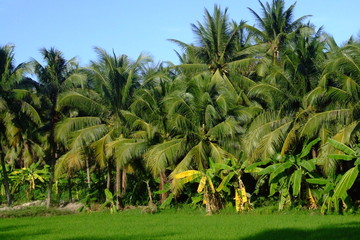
[{"left": 1, "top": 0, "right": 360, "bottom": 215}]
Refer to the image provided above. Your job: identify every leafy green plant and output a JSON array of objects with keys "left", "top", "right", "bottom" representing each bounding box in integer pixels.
[
  {"left": 216, "top": 158, "right": 252, "bottom": 213},
  {"left": 101, "top": 189, "right": 118, "bottom": 214},
  {"left": 174, "top": 158, "right": 234, "bottom": 215},
  {"left": 10, "top": 162, "right": 49, "bottom": 200},
  {"left": 310, "top": 138, "right": 360, "bottom": 214},
  {"left": 0, "top": 163, "right": 11, "bottom": 203},
  {"left": 79, "top": 190, "right": 98, "bottom": 212},
  {"left": 154, "top": 183, "right": 174, "bottom": 209},
  {"left": 246, "top": 138, "right": 321, "bottom": 210}
]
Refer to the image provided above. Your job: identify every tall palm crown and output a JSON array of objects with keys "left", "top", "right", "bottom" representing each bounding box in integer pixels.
[
  {"left": 144, "top": 71, "right": 247, "bottom": 184},
  {"left": 191, "top": 6, "right": 237, "bottom": 73},
  {"left": 0, "top": 45, "right": 24, "bottom": 206},
  {"left": 0, "top": 45, "right": 41, "bottom": 206},
  {"left": 54, "top": 48, "right": 151, "bottom": 205},
  {"left": 89, "top": 48, "right": 147, "bottom": 115},
  {"left": 170, "top": 6, "right": 249, "bottom": 75},
  {"left": 33, "top": 47, "right": 82, "bottom": 207},
  {"left": 244, "top": 27, "right": 326, "bottom": 162},
  {"left": 34, "top": 48, "right": 78, "bottom": 105},
  {"left": 54, "top": 48, "right": 150, "bottom": 167},
  {"left": 247, "top": 0, "right": 310, "bottom": 61}
]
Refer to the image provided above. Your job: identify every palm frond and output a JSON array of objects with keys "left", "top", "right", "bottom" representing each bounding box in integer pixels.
[
  {"left": 300, "top": 109, "right": 353, "bottom": 138},
  {"left": 55, "top": 117, "right": 102, "bottom": 144},
  {"left": 107, "top": 138, "right": 148, "bottom": 167},
  {"left": 248, "top": 83, "right": 287, "bottom": 109},
  {"left": 61, "top": 73, "right": 87, "bottom": 89},
  {"left": 57, "top": 91, "right": 105, "bottom": 114},
  {"left": 170, "top": 141, "right": 207, "bottom": 176},
  {"left": 70, "top": 124, "right": 108, "bottom": 149},
  {"left": 55, "top": 149, "right": 84, "bottom": 178},
  {"left": 20, "top": 101, "right": 41, "bottom": 125},
  {"left": 91, "top": 130, "right": 113, "bottom": 168},
  {"left": 209, "top": 142, "right": 237, "bottom": 163},
  {"left": 145, "top": 138, "right": 187, "bottom": 176},
  {"left": 207, "top": 117, "right": 242, "bottom": 141},
  {"left": 253, "top": 121, "right": 292, "bottom": 161}
]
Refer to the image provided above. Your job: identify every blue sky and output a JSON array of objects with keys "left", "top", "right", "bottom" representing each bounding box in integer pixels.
[{"left": 2, "top": 0, "right": 359, "bottom": 65}]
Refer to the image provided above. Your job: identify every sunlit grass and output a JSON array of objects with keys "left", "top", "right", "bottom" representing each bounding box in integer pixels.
[{"left": 0, "top": 208, "right": 359, "bottom": 240}]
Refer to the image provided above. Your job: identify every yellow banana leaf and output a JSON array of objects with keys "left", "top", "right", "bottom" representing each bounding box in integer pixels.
[
  {"left": 30, "top": 179, "right": 35, "bottom": 190},
  {"left": 234, "top": 189, "right": 241, "bottom": 213},
  {"left": 182, "top": 175, "right": 198, "bottom": 184},
  {"left": 125, "top": 164, "right": 135, "bottom": 174},
  {"left": 241, "top": 188, "right": 247, "bottom": 203},
  {"left": 175, "top": 170, "right": 200, "bottom": 179},
  {"left": 34, "top": 174, "right": 45, "bottom": 183},
  {"left": 208, "top": 178, "right": 215, "bottom": 193},
  {"left": 197, "top": 176, "right": 207, "bottom": 193},
  {"left": 307, "top": 187, "right": 318, "bottom": 209}
]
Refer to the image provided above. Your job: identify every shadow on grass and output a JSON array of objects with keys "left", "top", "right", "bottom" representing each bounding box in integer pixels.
[
  {"left": 241, "top": 222, "right": 360, "bottom": 240},
  {"left": 1, "top": 221, "right": 360, "bottom": 240},
  {"left": 0, "top": 224, "right": 50, "bottom": 240},
  {"left": 49, "top": 222, "right": 360, "bottom": 240},
  {"left": 59, "top": 232, "right": 178, "bottom": 240}
]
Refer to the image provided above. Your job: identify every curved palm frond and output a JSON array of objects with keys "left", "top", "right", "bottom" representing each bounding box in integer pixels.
[
  {"left": 55, "top": 116, "right": 102, "bottom": 144},
  {"left": 70, "top": 124, "right": 108, "bottom": 149},
  {"left": 57, "top": 91, "right": 105, "bottom": 114},
  {"left": 20, "top": 101, "right": 42, "bottom": 125},
  {"left": 107, "top": 137, "right": 148, "bottom": 167},
  {"left": 145, "top": 138, "right": 187, "bottom": 176},
  {"left": 300, "top": 109, "right": 353, "bottom": 138}
]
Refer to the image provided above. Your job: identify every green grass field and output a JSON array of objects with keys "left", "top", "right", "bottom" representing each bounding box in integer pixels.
[{"left": 0, "top": 208, "right": 359, "bottom": 240}]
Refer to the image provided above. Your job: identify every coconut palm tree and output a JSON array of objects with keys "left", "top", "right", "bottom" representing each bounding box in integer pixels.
[
  {"left": 247, "top": 0, "right": 310, "bottom": 63},
  {"left": 170, "top": 5, "right": 257, "bottom": 91},
  {"left": 0, "top": 45, "right": 41, "bottom": 206},
  {"left": 144, "top": 71, "right": 254, "bottom": 199},
  {"left": 32, "top": 47, "right": 85, "bottom": 207},
  {"left": 55, "top": 47, "right": 151, "bottom": 209},
  {"left": 243, "top": 26, "right": 326, "bottom": 162},
  {"left": 170, "top": 6, "right": 236, "bottom": 75},
  {"left": 120, "top": 62, "right": 175, "bottom": 202},
  {"left": 301, "top": 42, "right": 360, "bottom": 176}
]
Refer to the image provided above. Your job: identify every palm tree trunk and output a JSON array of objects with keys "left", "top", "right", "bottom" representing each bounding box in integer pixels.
[
  {"left": 115, "top": 161, "right": 121, "bottom": 210},
  {"left": 86, "top": 158, "right": 91, "bottom": 189},
  {"left": 106, "top": 166, "right": 111, "bottom": 190},
  {"left": 159, "top": 172, "right": 168, "bottom": 203},
  {"left": 145, "top": 180, "right": 153, "bottom": 204},
  {"left": 0, "top": 152, "right": 11, "bottom": 206},
  {"left": 68, "top": 176, "right": 73, "bottom": 202},
  {"left": 46, "top": 166, "right": 54, "bottom": 207},
  {"left": 204, "top": 188, "right": 212, "bottom": 215},
  {"left": 46, "top": 151, "right": 56, "bottom": 208},
  {"left": 121, "top": 168, "right": 127, "bottom": 196},
  {"left": 46, "top": 115, "right": 57, "bottom": 208}
]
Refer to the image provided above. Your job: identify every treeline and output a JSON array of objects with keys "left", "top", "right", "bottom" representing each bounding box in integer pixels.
[{"left": 1, "top": 0, "right": 359, "bottom": 215}]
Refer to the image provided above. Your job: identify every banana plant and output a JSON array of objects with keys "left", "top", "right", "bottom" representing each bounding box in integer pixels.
[
  {"left": 312, "top": 138, "right": 360, "bottom": 214},
  {"left": 174, "top": 158, "right": 227, "bottom": 215},
  {"left": 246, "top": 138, "right": 321, "bottom": 210},
  {"left": 216, "top": 158, "right": 252, "bottom": 213},
  {"left": 101, "top": 189, "right": 118, "bottom": 214},
  {"left": 154, "top": 183, "right": 174, "bottom": 210},
  {"left": 0, "top": 163, "right": 10, "bottom": 201},
  {"left": 10, "top": 162, "right": 49, "bottom": 200},
  {"left": 306, "top": 174, "right": 341, "bottom": 214}
]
